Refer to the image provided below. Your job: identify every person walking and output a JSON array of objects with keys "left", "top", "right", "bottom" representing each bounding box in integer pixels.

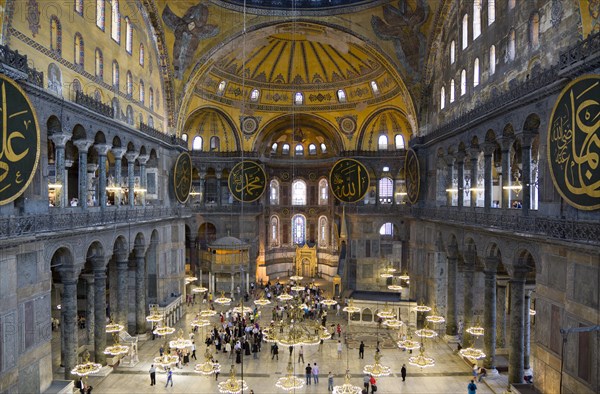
[
  {"left": 305, "top": 363, "right": 312, "bottom": 385},
  {"left": 401, "top": 364, "right": 407, "bottom": 381},
  {"left": 363, "top": 374, "right": 370, "bottom": 391},
  {"left": 165, "top": 367, "right": 173, "bottom": 387},
  {"left": 369, "top": 375, "right": 377, "bottom": 394},
  {"left": 337, "top": 340, "right": 343, "bottom": 359},
  {"left": 298, "top": 346, "right": 305, "bottom": 363},
  {"left": 336, "top": 323, "right": 342, "bottom": 338},
  {"left": 328, "top": 371, "right": 334, "bottom": 391},
  {"left": 149, "top": 364, "right": 156, "bottom": 386},
  {"left": 468, "top": 379, "right": 477, "bottom": 394},
  {"left": 359, "top": 341, "right": 365, "bottom": 359},
  {"left": 191, "top": 342, "right": 197, "bottom": 360},
  {"left": 272, "top": 343, "right": 279, "bottom": 360},
  {"left": 312, "top": 362, "right": 319, "bottom": 384}
]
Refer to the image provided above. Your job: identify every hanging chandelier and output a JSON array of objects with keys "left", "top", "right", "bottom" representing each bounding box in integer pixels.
[
  {"left": 466, "top": 321, "right": 485, "bottom": 336},
  {"left": 199, "top": 307, "right": 218, "bottom": 318},
  {"left": 414, "top": 302, "right": 432, "bottom": 313},
  {"left": 426, "top": 309, "right": 445, "bottom": 324},
  {"left": 104, "top": 332, "right": 129, "bottom": 356},
  {"left": 214, "top": 291, "right": 232, "bottom": 305},
  {"left": 154, "top": 354, "right": 179, "bottom": 368},
  {"left": 387, "top": 284, "right": 403, "bottom": 291},
  {"left": 290, "top": 284, "right": 305, "bottom": 292},
  {"left": 408, "top": 346, "right": 435, "bottom": 368},
  {"left": 277, "top": 291, "right": 293, "bottom": 301},
  {"left": 191, "top": 317, "right": 211, "bottom": 329},
  {"left": 232, "top": 301, "right": 253, "bottom": 315},
  {"left": 71, "top": 351, "right": 102, "bottom": 377},
  {"left": 332, "top": 370, "right": 363, "bottom": 394},
  {"left": 397, "top": 338, "right": 421, "bottom": 350},
  {"left": 376, "top": 304, "right": 395, "bottom": 319},
  {"left": 383, "top": 318, "right": 403, "bottom": 329},
  {"left": 320, "top": 297, "right": 338, "bottom": 306},
  {"left": 459, "top": 347, "right": 486, "bottom": 360},
  {"left": 192, "top": 286, "right": 208, "bottom": 293},
  {"left": 529, "top": 308, "right": 536, "bottom": 316},
  {"left": 380, "top": 263, "right": 397, "bottom": 278},
  {"left": 105, "top": 319, "right": 124, "bottom": 333},
  {"left": 275, "top": 356, "right": 305, "bottom": 391},
  {"left": 254, "top": 296, "right": 271, "bottom": 306},
  {"left": 289, "top": 275, "right": 303, "bottom": 282},
  {"left": 185, "top": 276, "right": 198, "bottom": 285},
  {"left": 363, "top": 351, "right": 391, "bottom": 377},
  {"left": 415, "top": 322, "right": 438, "bottom": 338},
  {"left": 343, "top": 298, "right": 360, "bottom": 314},
  {"left": 195, "top": 347, "right": 221, "bottom": 375},
  {"left": 153, "top": 324, "right": 176, "bottom": 337},
  {"left": 169, "top": 330, "right": 193, "bottom": 349},
  {"left": 145, "top": 305, "right": 163, "bottom": 322},
  {"left": 397, "top": 272, "right": 410, "bottom": 281},
  {"left": 263, "top": 298, "right": 330, "bottom": 346},
  {"left": 218, "top": 365, "right": 249, "bottom": 394}
]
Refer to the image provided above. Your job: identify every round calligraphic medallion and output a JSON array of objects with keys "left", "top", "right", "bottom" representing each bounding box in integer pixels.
[
  {"left": 0, "top": 75, "right": 40, "bottom": 205},
  {"left": 405, "top": 148, "right": 420, "bottom": 205},
  {"left": 329, "top": 158, "right": 370, "bottom": 203},
  {"left": 228, "top": 161, "right": 267, "bottom": 203},
  {"left": 173, "top": 152, "right": 192, "bottom": 204},
  {"left": 547, "top": 75, "right": 600, "bottom": 210}
]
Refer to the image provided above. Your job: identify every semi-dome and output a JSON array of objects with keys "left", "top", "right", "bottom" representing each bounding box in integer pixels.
[{"left": 209, "top": 235, "right": 249, "bottom": 250}]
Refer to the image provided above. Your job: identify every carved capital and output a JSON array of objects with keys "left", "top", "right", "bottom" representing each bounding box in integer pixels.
[
  {"left": 74, "top": 139, "right": 94, "bottom": 153},
  {"left": 49, "top": 133, "right": 71, "bottom": 148},
  {"left": 112, "top": 147, "right": 127, "bottom": 160},
  {"left": 125, "top": 151, "right": 139, "bottom": 162},
  {"left": 95, "top": 143, "right": 111, "bottom": 156},
  {"left": 137, "top": 154, "right": 150, "bottom": 165},
  {"left": 482, "top": 142, "right": 497, "bottom": 156}
]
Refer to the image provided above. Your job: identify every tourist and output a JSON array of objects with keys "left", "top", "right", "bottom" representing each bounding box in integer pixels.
[
  {"left": 337, "top": 340, "right": 343, "bottom": 359},
  {"left": 149, "top": 364, "right": 156, "bottom": 386},
  {"left": 401, "top": 363, "right": 407, "bottom": 381},
  {"left": 328, "top": 371, "right": 334, "bottom": 391},
  {"left": 165, "top": 367, "right": 173, "bottom": 387},
  {"left": 305, "top": 363, "right": 312, "bottom": 385},
  {"left": 369, "top": 375, "right": 377, "bottom": 393},
  {"left": 468, "top": 379, "right": 477, "bottom": 394},
  {"left": 312, "top": 362, "right": 319, "bottom": 383},
  {"left": 359, "top": 341, "right": 365, "bottom": 359}
]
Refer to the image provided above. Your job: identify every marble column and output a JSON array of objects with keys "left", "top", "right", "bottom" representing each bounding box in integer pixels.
[
  {"left": 508, "top": 269, "right": 527, "bottom": 384},
  {"left": 125, "top": 152, "right": 138, "bottom": 207},
  {"left": 521, "top": 133, "right": 533, "bottom": 214},
  {"left": 96, "top": 144, "right": 110, "bottom": 210},
  {"left": 112, "top": 147, "right": 126, "bottom": 206},
  {"left": 496, "top": 283, "right": 507, "bottom": 348},
  {"left": 188, "top": 236, "right": 198, "bottom": 281},
  {"left": 524, "top": 290, "right": 532, "bottom": 371},
  {"left": 138, "top": 154, "right": 149, "bottom": 206},
  {"left": 462, "top": 262, "right": 475, "bottom": 344},
  {"left": 500, "top": 137, "right": 514, "bottom": 209},
  {"left": 49, "top": 133, "right": 70, "bottom": 208},
  {"left": 446, "top": 246, "right": 458, "bottom": 337},
  {"left": 64, "top": 160, "right": 73, "bottom": 206},
  {"left": 216, "top": 169, "right": 223, "bottom": 206},
  {"left": 469, "top": 149, "right": 479, "bottom": 208},
  {"left": 445, "top": 157, "right": 455, "bottom": 207},
  {"left": 230, "top": 273, "right": 234, "bottom": 297},
  {"left": 82, "top": 274, "right": 95, "bottom": 346},
  {"left": 483, "top": 257, "right": 499, "bottom": 371},
  {"left": 135, "top": 245, "right": 147, "bottom": 334},
  {"left": 60, "top": 271, "right": 78, "bottom": 380},
  {"left": 93, "top": 258, "right": 107, "bottom": 365},
  {"left": 74, "top": 139, "right": 93, "bottom": 210},
  {"left": 116, "top": 253, "right": 129, "bottom": 328},
  {"left": 482, "top": 143, "right": 495, "bottom": 211},
  {"left": 456, "top": 151, "right": 465, "bottom": 208}
]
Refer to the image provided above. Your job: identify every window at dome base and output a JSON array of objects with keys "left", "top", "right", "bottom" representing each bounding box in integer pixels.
[
  {"left": 250, "top": 89, "right": 260, "bottom": 102},
  {"left": 379, "top": 222, "right": 394, "bottom": 236},
  {"left": 370, "top": 81, "right": 379, "bottom": 95},
  {"left": 282, "top": 144, "right": 290, "bottom": 155},
  {"left": 271, "top": 142, "right": 278, "bottom": 153},
  {"left": 337, "top": 89, "right": 347, "bottom": 103},
  {"left": 320, "top": 143, "right": 327, "bottom": 153},
  {"left": 294, "top": 92, "right": 304, "bottom": 105},
  {"left": 217, "top": 81, "right": 227, "bottom": 95},
  {"left": 308, "top": 144, "right": 317, "bottom": 155},
  {"left": 295, "top": 144, "right": 304, "bottom": 156}
]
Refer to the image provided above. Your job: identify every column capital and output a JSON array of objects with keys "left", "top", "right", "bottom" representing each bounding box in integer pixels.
[
  {"left": 49, "top": 133, "right": 71, "bottom": 148},
  {"left": 454, "top": 150, "right": 467, "bottom": 164},
  {"left": 500, "top": 136, "right": 515, "bottom": 151},
  {"left": 80, "top": 273, "right": 94, "bottom": 284},
  {"left": 134, "top": 244, "right": 146, "bottom": 258},
  {"left": 95, "top": 143, "right": 111, "bottom": 156},
  {"left": 519, "top": 131, "right": 536, "bottom": 148},
  {"left": 112, "top": 147, "right": 127, "bottom": 159},
  {"left": 114, "top": 249, "right": 129, "bottom": 263},
  {"left": 482, "top": 142, "right": 496, "bottom": 156},
  {"left": 74, "top": 139, "right": 94, "bottom": 153},
  {"left": 484, "top": 256, "right": 500, "bottom": 272},
  {"left": 90, "top": 255, "right": 107, "bottom": 271},
  {"left": 137, "top": 154, "right": 149, "bottom": 165},
  {"left": 468, "top": 147, "right": 481, "bottom": 159},
  {"left": 509, "top": 265, "right": 530, "bottom": 281},
  {"left": 125, "top": 151, "right": 139, "bottom": 162},
  {"left": 58, "top": 267, "right": 80, "bottom": 284}
]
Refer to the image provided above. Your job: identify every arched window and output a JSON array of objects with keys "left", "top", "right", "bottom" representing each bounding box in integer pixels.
[
  {"left": 379, "top": 223, "right": 394, "bottom": 236},
  {"left": 111, "top": 0, "right": 120, "bottom": 43},
  {"left": 126, "top": 71, "right": 132, "bottom": 95},
  {"left": 47, "top": 63, "right": 62, "bottom": 95},
  {"left": 395, "top": 134, "right": 405, "bottom": 149},
  {"left": 295, "top": 144, "right": 304, "bottom": 156},
  {"left": 318, "top": 178, "right": 328, "bottom": 205},
  {"left": 95, "top": 48, "right": 103, "bottom": 78},
  {"left": 111, "top": 97, "right": 119, "bottom": 117},
  {"left": 370, "top": 81, "right": 379, "bottom": 95},
  {"left": 94, "top": 89, "right": 102, "bottom": 102},
  {"left": 308, "top": 144, "right": 317, "bottom": 155},
  {"left": 450, "top": 40, "right": 455, "bottom": 64},
  {"left": 270, "top": 180, "right": 280, "bottom": 205},
  {"left": 530, "top": 13, "right": 540, "bottom": 47},
  {"left": 282, "top": 144, "right": 290, "bottom": 155},
  {"left": 50, "top": 16, "right": 62, "bottom": 55},
  {"left": 378, "top": 177, "right": 393, "bottom": 204},
  {"left": 181, "top": 133, "right": 188, "bottom": 142},
  {"left": 192, "top": 136, "right": 203, "bottom": 151},
  {"left": 75, "top": 0, "right": 83, "bottom": 15},
  {"left": 489, "top": 45, "right": 496, "bottom": 75},
  {"left": 126, "top": 105, "right": 133, "bottom": 125},
  {"left": 74, "top": 33, "right": 84, "bottom": 66},
  {"left": 337, "top": 89, "right": 346, "bottom": 102},
  {"left": 149, "top": 88, "right": 154, "bottom": 109},
  {"left": 210, "top": 136, "right": 220, "bottom": 151},
  {"left": 318, "top": 216, "right": 328, "bottom": 248},
  {"left": 112, "top": 60, "right": 119, "bottom": 88},
  {"left": 270, "top": 216, "right": 280, "bottom": 246},
  {"left": 440, "top": 86, "right": 446, "bottom": 109},
  {"left": 217, "top": 81, "right": 226, "bottom": 95},
  {"left": 508, "top": 29, "right": 516, "bottom": 61},
  {"left": 450, "top": 79, "right": 455, "bottom": 102},
  {"left": 250, "top": 89, "right": 259, "bottom": 101},
  {"left": 473, "top": 0, "right": 481, "bottom": 39},
  {"left": 461, "top": 69, "right": 467, "bottom": 95},
  {"left": 271, "top": 142, "right": 278, "bottom": 153},
  {"left": 292, "top": 215, "right": 306, "bottom": 245},
  {"left": 96, "top": 0, "right": 105, "bottom": 30},
  {"left": 378, "top": 135, "right": 388, "bottom": 150},
  {"left": 292, "top": 179, "right": 307, "bottom": 205},
  {"left": 125, "top": 17, "right": 133, "bottom": 54},
  {"left": 148, "top": 116, "right": 154, "bottom": 128},
  {"left": 72, "top": 79, "right": 82, "bottom": 95},
  {"left": 462, "top": 14, "right": 469, "bottom": 49},
  {"left": 139, "top": 43, "right": 144, "bottom": 66},
  {"left": 473, "top": 58, "right": 480, "bottom": 87},
  {"left": 294, "top": 92, "right": 303, "bottom": 105},
  {"left": 320, "top": 143, "right": 327, "bottom": 153},
  {"left": 139, "top": 80, "right": 144, "bottom": 104},
  {"left": 508, "top": 0, "right": 515, "bottom": 10},
  {"left": 488, "top": 0, "right": 495, "bottom": 25}
]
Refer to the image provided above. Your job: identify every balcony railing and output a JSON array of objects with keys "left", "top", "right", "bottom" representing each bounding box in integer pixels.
[
  {"left": 0, "top": 207, "right": 187, "bottom": 239},
  {"left": 139, "top": 122, "right": 187, "bottom": 148},
  {"left": 75, "top": 91, "right": 114, "bottom": 118},
  {"left": 0, "top": 44, "right": 44, "bottom": 87}
]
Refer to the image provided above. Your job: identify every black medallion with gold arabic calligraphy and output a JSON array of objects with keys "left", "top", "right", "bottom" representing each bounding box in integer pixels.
[
  {"left": 0, "top": 75, "right": 40, "bottom": 205},
  {"left": 547, "top": 75, "right": 600, "bottom": 210},
  {"left": 173, "top": 152, "right": 192, "bottom": 204},
  {"left": 405, "top": 148, "right": 420, "bottom": 205},
  {"left": 329, "top": 158, "right": 370, "bottom": 203},
  {"left": 228, "top": 161, "right": 267, "bottom": 203}
]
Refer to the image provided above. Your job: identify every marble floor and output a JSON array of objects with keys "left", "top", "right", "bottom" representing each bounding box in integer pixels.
[{"left": 65, "top": 300, "right": 501, "bottom": 394}]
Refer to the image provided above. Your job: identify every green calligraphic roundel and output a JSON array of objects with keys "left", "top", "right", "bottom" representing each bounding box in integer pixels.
[
  {"left": 405, "top": 148, "right": 420, "bottom": 205},
  {"left": 173, "top": 152, "right": 192, "bottom": 204},
  {"left": 547, "top": 75, "right": 600, "bottom": 210},
  {"left": 0, "top": 75, "right": 40, "bottom": 205},
  {"left": 329, "top": 158, "right": 370, "bottom": 203},
  {"left": 228, "top": 161, "right": 267, "bottom": 203}
]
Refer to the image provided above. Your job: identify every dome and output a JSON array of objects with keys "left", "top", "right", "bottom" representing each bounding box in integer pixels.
[{"left": 209, "top": 236, "right": 248, "bottom": 250}]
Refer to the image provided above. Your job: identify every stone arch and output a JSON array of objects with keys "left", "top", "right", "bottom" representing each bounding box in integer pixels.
[
  {"left": 183, "top": 106, "right": 241, "bottom": 152},
  {"left": 198, "top": 222, "right": 217, "bottom": 248},
  {"left": 93, "top": 131, "right": 106, "bottom": 144}
]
